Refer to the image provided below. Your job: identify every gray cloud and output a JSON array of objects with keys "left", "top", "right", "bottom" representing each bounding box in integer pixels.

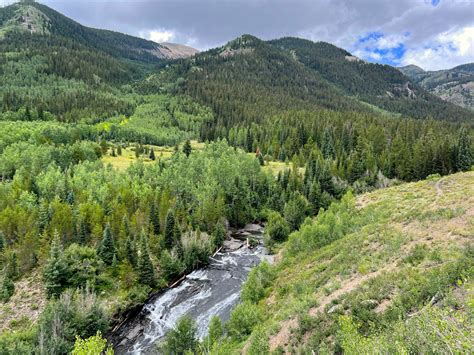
[{"left": 3, "top": 0, "right": 474, "bottom": 69}]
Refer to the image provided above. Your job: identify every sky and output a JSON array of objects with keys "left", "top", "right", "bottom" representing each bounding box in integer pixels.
[{"left": 1, "top": 0, "right": 473, "bottom": 70}]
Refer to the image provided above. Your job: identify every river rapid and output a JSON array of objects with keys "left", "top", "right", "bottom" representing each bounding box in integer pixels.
[{"left": 111, "top": 224, "right": 269, "bottom": 354}]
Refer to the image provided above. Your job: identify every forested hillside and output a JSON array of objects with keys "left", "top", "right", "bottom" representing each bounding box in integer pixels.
[{"left": 0, "top": 2, "right": 472, "bottom": 353}]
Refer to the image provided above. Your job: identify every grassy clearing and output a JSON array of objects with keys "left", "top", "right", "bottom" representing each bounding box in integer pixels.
[
  {"left": 235, "top": 171, "right": 474, "bottom": 353},
  {"left": 101, "top": 140, "right": 205, "bottom": 171}
]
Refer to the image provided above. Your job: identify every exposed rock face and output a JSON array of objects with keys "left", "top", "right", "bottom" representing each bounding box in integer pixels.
[
  {"left": 159, "top": 42, "right": 199, "bottom": 59},
  {"left": 399, "top": 63, "right": 474, "bottom": 110}
]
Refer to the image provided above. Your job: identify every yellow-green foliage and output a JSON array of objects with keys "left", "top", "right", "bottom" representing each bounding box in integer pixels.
[{"left": 72, "top": 332, "right": 113, "bottom": 355}]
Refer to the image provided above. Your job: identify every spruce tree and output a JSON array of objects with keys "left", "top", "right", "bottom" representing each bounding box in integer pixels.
[
  {"left": 149, "top": 202, "right": 160, "bottom": 236},
  {"left": 183, "top": 139, "right": 192, "bottom": 157},
  {"left": 456, "top": 128, "right": 471, "bottom": 172},
  {"left": 137, "top": 231, "right": 155, "bottom": 287},
  {"left": 126, "top": 236, "right": 137, "bottom": 268},
  {"left": 0, "top": 231, "right": 5, "bottom": 253},
  {"left": 38, "top": 200, "right": 50, "bottom": 233},
  {"left": 0, "top": 273, "right": 14, "bottom": 302},
  {"left": 164, "top": 210, "right": 176, "bottom": 249},
  {"left": 8, "top": 252, "right": 18, "bottom": 280},
  {"left": 322, "top": 128, "right": 335, "bottom": 159},
  {"left": 97, "top": 223, "right": 116, "bottom": 266},
  {"left": 43, "top": 231, "right": 66, "bottom": 298}
]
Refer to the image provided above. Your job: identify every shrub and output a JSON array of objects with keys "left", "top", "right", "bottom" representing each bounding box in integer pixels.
[
  {"left": 72, "top": 332, "right": 113, "bottom": 355},
  {"left": 241, "top": 261, "right": 274, "bottom": 304},
  {"left": 227, "top": 302, "right": 262, "bottom": 340},
  {"left": 264, "top": 211, "right": 290, "bottom": 248},
  {"left": 160, "top": 316, "right": 199, "bottom": 354},
  {"left": 38, "top": 289, "right": 108, "bottom": 354}
]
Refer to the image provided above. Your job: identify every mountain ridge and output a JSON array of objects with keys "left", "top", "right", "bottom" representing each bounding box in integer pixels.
[{"left": 399, "top": 62, "right": 474, "bottom": 110}]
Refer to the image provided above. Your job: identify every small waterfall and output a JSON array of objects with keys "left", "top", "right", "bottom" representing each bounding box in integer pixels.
[{"left": 112, "top": 226, "right": 267, "bottom": 354}]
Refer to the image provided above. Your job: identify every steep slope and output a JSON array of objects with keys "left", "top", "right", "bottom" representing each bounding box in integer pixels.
[
  {"left": 400, "top": 63, "right": 474, "bottom": 110},
  {"left": 142, "top": 35, "right": 382, "bottom": 133},
  {"left": 230, "top": 172, "right": 474, "bottom": 353},
  {"left": 0, "top": 1, "right": 196, "bottom": 62},
  {"left": 268, "top": 37, "right": 473, "bottom": 121},
  {"left": 0, "top": 1, "right": 198, "bottom": 121}
]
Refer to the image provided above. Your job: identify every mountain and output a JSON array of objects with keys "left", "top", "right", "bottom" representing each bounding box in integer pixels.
[
  {"left": 147, "top": 35, "right": 473, "bottom": 127},
  {"left": 399, "top": 63, "right": 474, "bottom": 110},
  {"left": 0, "top": 0, "right": 197, "bottom": 121},
  {"left": 0, "top": 1, "right": 197, "bottom": 62},
  {"left": 267, "top": 37, "right": 473, "bottom": 121}
]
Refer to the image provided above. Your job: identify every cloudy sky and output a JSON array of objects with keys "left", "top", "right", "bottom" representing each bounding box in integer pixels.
[{"left": 2, "top": 0, "right": 473, "bottom": 70}]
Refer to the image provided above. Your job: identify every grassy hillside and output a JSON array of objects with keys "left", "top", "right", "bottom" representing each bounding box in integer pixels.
[{"left": 221, "top": 171, "right": 473, "bottom": 353}]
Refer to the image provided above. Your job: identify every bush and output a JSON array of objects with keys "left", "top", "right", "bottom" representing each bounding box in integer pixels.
[
  {"left": 160, "top": 316, "right": 199, "bottom": 354},
  {"left": 38, "top": 289, "right": 108, "bottom": 354},
  {"left": 227, "top": 302, "right": 262, "bottom": 340},
  {"left": 72, "top": 331, "right": 113, "bottom": 355},
  {"left": 264, "top": 211, "right": 290, "bottom": 248},
  {"left": 284, "top": 193, "right": 310, "bottom": 231},
  {"left": 241, "top": 261, "right": 274, "bottom": 304}
]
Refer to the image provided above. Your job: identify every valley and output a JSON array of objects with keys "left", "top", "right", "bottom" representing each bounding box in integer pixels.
[{"left": 0, "top": 1, "right": 472, "bottom": 354}]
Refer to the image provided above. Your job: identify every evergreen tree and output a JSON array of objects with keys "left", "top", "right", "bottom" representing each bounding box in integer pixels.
[
  {"left": 125, "top": 236, "right": 137, "bottom": 268},
  {"left": 38, "top": 200, "right": 50, "bottom": 234},
  {"left": 117, "top": 145, "right": 122, "bottom": 156},
  {"left": 97, "top": 223, "right": 116, "bottom": 266},
  {"left": 183, "top": 139, "right": 192, "bottom": 157},
  {"left": 43, "top": 231, "right": 66, "bottom": 299},
  {"left": 456, "top": 128, "right": 471, "bottom": 171},
  {"left": 149, "top": 148, "right": 156, "bottom": 161},
  {"left": 7, "top": 252, "right": 19, "bottom": 280},
  {"left": 137, "top": 231, "right": 155, "bottom": 287},
  {"left": 0, "top": 273, "right": 14, "bottom": 302},
  {"left": 211, "top": 221, "right": 226, "bottom": 248},
  {"left": 164, "top": 210, "right": 176, "bottom": 249},
  {"left": 322, "top": 128, "right": 335, "bottom": 159},
  {"left": 0, "top": 231, "right": 5, "bottom": 253},
  {"left": 149, "top": 201, "right": 160, "bottom": 235},
  {"left": 77, "top": 218, "right": 88, "bottom": 245}
]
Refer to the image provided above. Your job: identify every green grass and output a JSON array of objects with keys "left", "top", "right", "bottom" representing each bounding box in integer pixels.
[{"left": 231, "top": 171, "right": 474, "bottom": 353}]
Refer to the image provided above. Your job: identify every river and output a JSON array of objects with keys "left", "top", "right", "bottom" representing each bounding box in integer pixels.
[{"left": 111, "top": 224, "right": 269, "bottom": 354}]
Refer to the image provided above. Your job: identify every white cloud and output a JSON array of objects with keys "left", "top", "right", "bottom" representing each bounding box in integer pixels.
[
  {"left": 139, "top": 29, "right": 175, "bottom": 43},
  {"left": 401, "top": 26, "right": 474, "bottom": 70}
]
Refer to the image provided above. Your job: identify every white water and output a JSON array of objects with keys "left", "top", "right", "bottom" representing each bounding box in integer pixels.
[{"left": 119, "top": 242, "right": 266, "bottom": 355}]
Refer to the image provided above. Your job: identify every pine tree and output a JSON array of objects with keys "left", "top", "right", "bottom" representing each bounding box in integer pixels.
[
  {"left": 322, "top": 128, "right": 335, "bottom": 159},
  {"left": 43, "top": 231, "right": 66, "bottom": 298},
  {"left": 125, "top": 236, "right": 137, "bottom": 268},
  {"left": 77, "top": 218, "right": 88, "bottom": 245},
  {"left": 149, "top": 148, "right": 156, "bottom": 161},
  {"left": 8, "top": 252, "right": 18, "bottom": 280},
  {"left": 0, "top": 231, "right": 5, "bottom": 253},
  {"left": 0, "top": 273, "right": 14, "bottom": 302},
  {"left": 164, "top": 210, "right": 176, "bottom": 249},
  {"left": 183, "top": 139, "right": 192, "bottom": 157},
  {"left": 456, "top": 128, "right": 471, "bottom": 172},
  {"left": 97, "top": 223, "right": 116, "bottom": 266},
  {"left": 149, "top": 202, "right": 160, "bottom": 235},
  {"left": 137, "top": 231, "right": 155, "bottom": 287},
  {"left": 38, "top": 200, "right": 50, "bottom": 233}
]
